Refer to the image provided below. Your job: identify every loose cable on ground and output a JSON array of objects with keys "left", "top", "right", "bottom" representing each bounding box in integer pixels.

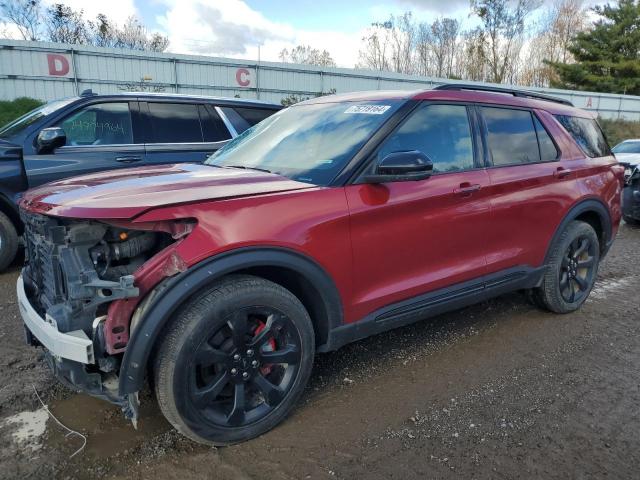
[{"left": 32, "top": 385, "right": 87, "bottom": 458}]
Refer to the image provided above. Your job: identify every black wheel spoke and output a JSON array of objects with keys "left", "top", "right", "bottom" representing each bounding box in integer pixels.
[
  {"left": 568, "top": 281, "right": 576, "bottom": 302},
  {"left": 260, "top": 345, "right": 299, "bottom": 365},
  {"left": 574, "top": 275, "right": 588, "bottom": 291},
  {"left": 561, "top": 255, "right": 571, "bottom": 268},
  {"left": 559, "top": 271, "right": 569, "bottom": 289},
  {"left": 577, "top": 257, "right": 594, "bottom": 269},
  {"left": 193, "top": 371, "right": 230, "bottom": 407},
  {"left": 227, "top": 383, "right": 246, "bottom": 426},
  {"left": 250, "top": 313, "right": 283, "bottom": 349},
  {"left": 573, "top": 238, "right": 589, "bottom": 258},
  {"left": 254, "top": 374, "right": 285, "bottom": 406},
  {"left": 228, "top": 312, "right": 248, "bottom": 347},
  {"left": 194, "top": 343, "right": 229, "bottom": 367}
]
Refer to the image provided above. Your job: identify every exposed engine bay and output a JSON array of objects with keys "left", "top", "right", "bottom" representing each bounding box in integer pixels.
[{"left": 20, "top": 210, "right": 177, "bottom": 415}]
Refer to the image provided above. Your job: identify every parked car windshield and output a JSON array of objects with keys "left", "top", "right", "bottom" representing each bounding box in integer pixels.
[
  {"left": 206, "top": 100, "right": 403, "bottom": 185},
  {"left": 0, "top": 98, "right": 77, "bottom": 140},
  {"left": 612, "top": 141, "right": 640, "bottom": 154}
]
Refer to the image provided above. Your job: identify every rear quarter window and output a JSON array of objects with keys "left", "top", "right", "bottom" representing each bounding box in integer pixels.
[{"left": 555, "top": 115, "right": 610, "bottom": 158}]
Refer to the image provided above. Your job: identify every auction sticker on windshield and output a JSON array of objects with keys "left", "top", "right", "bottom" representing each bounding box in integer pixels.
[{"left": 344, "top": 105, "right": 391, "bottom": 114}]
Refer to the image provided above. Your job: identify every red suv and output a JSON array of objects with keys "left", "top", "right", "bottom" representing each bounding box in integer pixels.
[{"left": 17, "top": 84, "right": 623, "bottom": 445}]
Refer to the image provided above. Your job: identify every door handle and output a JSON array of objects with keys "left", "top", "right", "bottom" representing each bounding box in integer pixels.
[
  {"left": 553, "top": 167, "right": 572, "bottom": 178},
  {"left": 116, "top": 156, "right": 142, "bottom": 163},
  {"left": 454, "top": 183, "right": 482, "bottom": 195}
]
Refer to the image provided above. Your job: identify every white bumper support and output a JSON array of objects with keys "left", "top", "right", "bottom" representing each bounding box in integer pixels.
[{"left": 17, "top": 275, "right": 95, "bottom": 364}]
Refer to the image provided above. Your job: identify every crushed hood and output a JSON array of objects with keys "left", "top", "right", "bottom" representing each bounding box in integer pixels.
[{"left": 21, "top": 163, "right": 315, "bottom": 219}]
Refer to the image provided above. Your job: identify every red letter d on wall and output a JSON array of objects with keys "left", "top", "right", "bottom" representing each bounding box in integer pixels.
[{"left": 47, "top": 54, "right": 70, "bottom": 76}]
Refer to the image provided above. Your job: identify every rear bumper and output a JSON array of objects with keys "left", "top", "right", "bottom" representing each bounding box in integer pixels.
[{"left": 17, "top": 275, "right": 94, "bottom": 364}]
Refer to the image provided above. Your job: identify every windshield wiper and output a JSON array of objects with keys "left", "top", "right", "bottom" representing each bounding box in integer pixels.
[{"left": 224, "top": 165, "right": 272, "bottom": 174}]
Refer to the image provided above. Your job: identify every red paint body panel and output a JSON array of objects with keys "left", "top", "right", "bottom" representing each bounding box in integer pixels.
[
  {"left": 21, "top": 163, "right": 314, "bottom": 219},
  {"left": 345, "top": 169, "right": 491, "bottom": 320},
  {"left": 20, "top": 89, "right": 623, "bottom": 355}
]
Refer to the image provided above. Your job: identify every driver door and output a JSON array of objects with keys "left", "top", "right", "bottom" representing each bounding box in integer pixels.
[
  {"left": 24, "top": 101, "right": 144, "bottom": 188},
  {"left": 345, "top": 102, "right": 491, "bottom": 320}
]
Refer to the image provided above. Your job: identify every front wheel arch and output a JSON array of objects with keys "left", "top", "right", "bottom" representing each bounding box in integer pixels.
[{"left": 118, "top": 247, "right": 343, "bottom": 396}]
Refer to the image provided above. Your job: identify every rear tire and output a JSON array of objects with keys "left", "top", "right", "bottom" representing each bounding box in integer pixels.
[
  {"left": 153, "top": 275, "right": 315, "bottom": 445},
  {"left": 533, "top": 221, "right": 599, "bottom": 313},
  {"left": 0, "top": 211, "right": 18, "bottom": 272}
]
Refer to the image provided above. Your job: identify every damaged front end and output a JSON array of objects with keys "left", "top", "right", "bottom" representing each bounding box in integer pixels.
[{"left": 18, "top": 210, "right": 191, "bottom": 422}]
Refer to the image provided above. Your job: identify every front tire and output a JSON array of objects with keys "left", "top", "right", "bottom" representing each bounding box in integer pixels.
[
  {"left": 153, "top": 275, "right": 315, "bottom": 445},
  {"left": 533, "top": 221, "right": 600, "bottom": 313},
  {"left": 0, "top": 211, "right": 18, "bottom": 272}
]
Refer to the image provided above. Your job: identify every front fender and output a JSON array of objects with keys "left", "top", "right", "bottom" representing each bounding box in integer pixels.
[{"left": 118, "top": 246, "right": 343, "bottom": 395}]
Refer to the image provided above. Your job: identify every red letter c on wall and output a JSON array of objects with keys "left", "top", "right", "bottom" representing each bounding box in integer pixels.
[
  {"left": 236, "top": 68, "right": 250, "bottom": 87},
  {"left": 47, "top": 54, "right": 70, "bottom": 76}
]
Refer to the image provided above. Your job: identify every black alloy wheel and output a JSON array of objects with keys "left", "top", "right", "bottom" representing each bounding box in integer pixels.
[
  {"left": 154, "top": 275, "right": 315, "bottom": 445},
  {"left": 558, "top": 235, "right": 597, "bottom": 304},
  {"left": 533, "top": 220, "right": 600, "bottom": 313},
  {"left": 189, "top": 307, "right": 302, "bottom": 427}
]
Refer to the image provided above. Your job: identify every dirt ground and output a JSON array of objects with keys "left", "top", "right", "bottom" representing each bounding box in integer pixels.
[{"left": 0, "top": 223, "right": 638, "bottom": 480}]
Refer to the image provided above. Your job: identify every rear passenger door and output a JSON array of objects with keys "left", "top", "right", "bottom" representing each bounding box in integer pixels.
[
  {"left": 141, "top": 101, "right": 231, "bottom": 164},
  {"left": 480, "top": 106, "right": 583, "bottom": 274}
]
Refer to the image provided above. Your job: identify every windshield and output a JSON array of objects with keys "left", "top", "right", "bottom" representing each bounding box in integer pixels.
[
  {"left": 612, "top": 141, "right": 640, "bottom": 154},
  {"left": 0, "top": 98, "right": 77, "bottom": 139},
  {"left": 205, "top": 100, "right": 403, "bottom": 185}
]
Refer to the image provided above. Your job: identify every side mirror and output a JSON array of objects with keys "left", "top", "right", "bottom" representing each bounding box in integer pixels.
[
  {"left": 36, "top": 127, "right": 66, "bottom": 154},
  {"left": 364, "top": 150, "right": 433, "bottom": 183}
]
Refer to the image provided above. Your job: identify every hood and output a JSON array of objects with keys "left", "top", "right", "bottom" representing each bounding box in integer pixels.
[
  {"left": 21, "top": 163, "right": 315, "bottom": 219},
  {"left": 614, "top": 152, "right": 640, "bottom": 166}
]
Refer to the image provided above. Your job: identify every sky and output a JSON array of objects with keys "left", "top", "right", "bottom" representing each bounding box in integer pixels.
[{"left": 3, "top": 0, "right": 606, "bottom": 68}]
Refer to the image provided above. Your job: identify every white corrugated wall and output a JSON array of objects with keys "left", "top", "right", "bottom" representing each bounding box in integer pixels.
[{"left": 1, "top": 39, "right": 640, "bottom": 120}]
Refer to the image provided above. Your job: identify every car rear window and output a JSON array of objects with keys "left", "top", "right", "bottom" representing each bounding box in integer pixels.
[
  {"left": 482, "top": 107, "right": 541, "bottom": 166},
  {"left": 555, "top": 115, "right": 610, "bottom": 158},
  {"left": 148, "top": 102, "right": 203, "bottom": 143},
  {"left": 220, "top": 107, "right": 278, "bottom": 134}
]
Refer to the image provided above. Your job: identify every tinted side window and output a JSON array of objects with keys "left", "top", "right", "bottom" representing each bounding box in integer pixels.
[
  {"left": 58, "top": 102, "right": 133, "bottom": 146},
  {"left": 199, "top": 106, "right": 231, "bottom": 142},
  {"left": 148, "top": 103, "right": 203, "bottom": 143},
  {"left": 555, "top": 115, "right": 610, "bottom": 158},
  {"left": 534, "top": 116, "right": 559, "bottom": 161},
  {"left": 378, "top": 104, "right": 474, "bottom": 174},
  {"left": 233, "top": 107, "right": 276, "bottom": 127},
  {"left": 482, "top": 107, "right": 539, "bottom": 166}
]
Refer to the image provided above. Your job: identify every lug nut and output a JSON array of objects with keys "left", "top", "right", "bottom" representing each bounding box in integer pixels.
[
  {"left": 251, "top": 360, "right": 259, "bottom": 367},
  {"left": 242, "top": 372, "right": 249, "bottom": 379},
  {"left": 231, "top": 368, "right": 238, "bottom": 375},
  {"left": 246, "top": 349, "right": 254, "bottom": 356},
  {"left": 233, "top": 354, "right": 241, "bottom": 361}
]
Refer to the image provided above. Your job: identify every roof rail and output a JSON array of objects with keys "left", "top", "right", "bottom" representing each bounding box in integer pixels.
[{"left": 433, "top": 83, "right": 573, "bottom": 107}]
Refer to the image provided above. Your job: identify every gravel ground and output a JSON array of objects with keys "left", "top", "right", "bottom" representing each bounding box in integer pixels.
[{"left": 0, "top": 223, "right": 638, "bottom": 479}]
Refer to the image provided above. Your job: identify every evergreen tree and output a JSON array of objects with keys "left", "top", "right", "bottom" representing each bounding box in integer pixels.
[{"left": 549, "top": 0, "right": 640, "bottom": 94}]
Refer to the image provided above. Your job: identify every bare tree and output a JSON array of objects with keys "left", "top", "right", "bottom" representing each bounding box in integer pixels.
[
  {"left": 357, "top": 20, "right": 392, "bottom": 71},
  {"left": 471, "top": 0, "right": 540, "bottom": 83},
  {"left": 279, "top": 45, "right": 336, "bottom": 67},
  {"left": 114, "top": 16, "right": 168, "bottom": 52},
  {"left": 431, "top": 17, "right": 460, "bottom": 78},
  {"left": 520, "top": 0, "right": 588, "bottom": 86},
  {"left": 46, "top": 3, "right": 89, "bottom": 45},
  {"left": 0, "top": 0, "right": 42, "bottom": 41}
]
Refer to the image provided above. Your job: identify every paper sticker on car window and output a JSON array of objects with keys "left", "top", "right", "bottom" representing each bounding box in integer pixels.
[{"left": 344, "top": 105, "right": 391, "bottom": 115}]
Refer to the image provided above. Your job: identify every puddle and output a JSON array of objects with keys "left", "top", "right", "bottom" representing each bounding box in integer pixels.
[
  {"left": 46, "top": 394, "right": 171, "bottom": 458},
  {"left": 590, "top": 277, "right": 634, "bottom": 299},
  {"left": 2, "top": 408, "right": 49, "bottom": 451}
]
